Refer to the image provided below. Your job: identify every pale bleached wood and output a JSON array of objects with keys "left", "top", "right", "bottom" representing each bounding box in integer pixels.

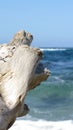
[
  {"left": 9, "top": 30, "right": 33, "bottom": 46},
  {"left": 29, "top": 63, "right": 50, "bottom": 90},
  {"left": 0, "top": 45, "right": 43, "bottom": 130},
  {"left": 0, "top": 45, "right": 42, "bottom": 109},
  {"left": 0, "top": 30, "right": 50, "bottom": 130}
]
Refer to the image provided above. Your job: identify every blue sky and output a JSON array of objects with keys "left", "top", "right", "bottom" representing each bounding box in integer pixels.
[{"left": 0, "top": 0, "right": 73, "bottom": 47}]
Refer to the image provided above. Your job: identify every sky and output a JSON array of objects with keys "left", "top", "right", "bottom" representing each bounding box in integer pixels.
[{"left": 0, "top": 0, "right": 73, "bottom": 47}]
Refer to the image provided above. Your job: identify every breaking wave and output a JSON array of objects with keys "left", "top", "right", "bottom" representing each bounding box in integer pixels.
[
  {"left": 10, "top": 119, "right": 73, "bottom": 130},
  {"left": 40, "top": 48, "right": 67, "bottom": 51}
]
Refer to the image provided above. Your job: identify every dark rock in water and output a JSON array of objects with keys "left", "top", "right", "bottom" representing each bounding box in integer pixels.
[{"left": 0, "top": 30, "right": 50, "bottom": 130}]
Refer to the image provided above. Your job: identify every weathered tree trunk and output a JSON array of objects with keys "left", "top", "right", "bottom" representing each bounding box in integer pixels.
[{"left": 0, "top": 30, "right": 50, "bottom": 130}]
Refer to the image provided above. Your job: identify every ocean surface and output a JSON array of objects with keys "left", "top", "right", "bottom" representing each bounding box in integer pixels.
[{"left": 10, "top": 47, "right": 73, "bottom": 130}]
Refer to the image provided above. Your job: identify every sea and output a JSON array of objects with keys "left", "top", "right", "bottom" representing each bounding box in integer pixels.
[{"left": 10, "top": 47, "right": 73, "bottom": 130}]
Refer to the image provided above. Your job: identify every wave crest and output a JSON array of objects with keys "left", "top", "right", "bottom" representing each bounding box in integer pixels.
[
  {"left": 10, "top": 119, "right": 73, "bottom": 130},
  {"left": 40, "top": 48, "right": 67, "bottom": 51}
]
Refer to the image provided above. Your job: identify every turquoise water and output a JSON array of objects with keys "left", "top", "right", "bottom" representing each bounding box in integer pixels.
[{"left": 21, "top": 48, "right": 73, "bottom": 121}]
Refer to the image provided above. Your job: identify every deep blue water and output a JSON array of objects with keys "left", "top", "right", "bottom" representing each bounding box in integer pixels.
[{"left": 23, "top": 48, "right": 73, "bottom": 121}]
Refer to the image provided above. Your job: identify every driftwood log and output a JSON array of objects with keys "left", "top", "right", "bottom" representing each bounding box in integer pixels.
[{"left": 0, "top": 30, "right": 50, "bottom": 130}]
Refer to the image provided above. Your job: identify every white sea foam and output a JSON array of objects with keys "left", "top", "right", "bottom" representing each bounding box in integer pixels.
[
  {"left": 40, "top": 48, "right": 66, "bottom": 51},
  {"left": 9, "top": 119, "right": 73, "bottom": 130}
]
